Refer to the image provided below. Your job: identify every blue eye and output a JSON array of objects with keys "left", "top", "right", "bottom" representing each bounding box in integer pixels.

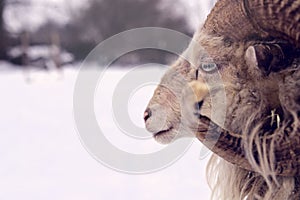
[{"left": 201, "top": 63, "right": 217, "bottom": 72}]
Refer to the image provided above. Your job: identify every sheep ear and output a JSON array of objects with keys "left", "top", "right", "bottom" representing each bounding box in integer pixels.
[
  {"left": 245, "top": 46, "right": 258, "bottom": 68},
  {"left": 245, "top": 45, "right": 273, "bottom": 74}
]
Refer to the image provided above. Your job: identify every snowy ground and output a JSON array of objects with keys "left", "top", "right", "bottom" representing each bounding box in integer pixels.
[{"left": 0, "top": 65, "right": 211, "bottom": 200}]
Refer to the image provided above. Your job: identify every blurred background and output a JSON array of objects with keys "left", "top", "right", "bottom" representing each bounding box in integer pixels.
[
  {"left": 0, "top": 0, "right": 217, "bottom": 67},
  {"left": 0, "top": 0, "right": 217, "bottom": 199}
]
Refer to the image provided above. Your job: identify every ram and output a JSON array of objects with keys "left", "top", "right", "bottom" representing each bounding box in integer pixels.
[{"left": 144, "top": 0, "right": 300, "bottom": 199}]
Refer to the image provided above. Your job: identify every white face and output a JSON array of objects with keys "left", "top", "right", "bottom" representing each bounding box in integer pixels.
[{"left": 144, "top": 58, "right": 197, "bottom": 143}]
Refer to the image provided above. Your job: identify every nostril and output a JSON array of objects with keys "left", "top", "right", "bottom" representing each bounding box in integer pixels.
[{"left": 144, "top": 108, "right": 152, "bottom": 122}]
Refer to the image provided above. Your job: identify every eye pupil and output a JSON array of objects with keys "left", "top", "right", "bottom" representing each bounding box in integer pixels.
[{"left": 201, "top": 63, "right": 217, "bottom": 72}]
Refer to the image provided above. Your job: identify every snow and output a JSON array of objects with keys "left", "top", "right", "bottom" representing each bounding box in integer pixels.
[{"left": 0, "top": 66, "right": 211, "bottom": 200}]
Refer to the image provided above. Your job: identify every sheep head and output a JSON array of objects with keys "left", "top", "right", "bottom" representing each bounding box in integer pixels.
[{"left": 144, "top": 0, "right": 300, "bottom": 176}]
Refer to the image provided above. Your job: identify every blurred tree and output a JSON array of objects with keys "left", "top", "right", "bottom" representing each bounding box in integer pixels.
[
  {"left": 0, "top": 0, "right": 31, "bottom": 60},
  {"left": 31, "top": 0, "right": 192, "bottom": 64},
  {"left": 80, "top": 0, "right": 190, "bottom": 40},
  {"left": 0, "top": 0, "right": 7, "bottom": 59},
  {"left": 61, "top": 0, "right": 192, "bottom": 61},
  {"left": 80, "top": 0, "right": 189, "bottom": 41}
]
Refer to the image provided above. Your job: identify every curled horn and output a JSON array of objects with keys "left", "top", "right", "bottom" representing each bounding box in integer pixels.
[
  {"left": 195, "top": 114, "right": 300, "bottom": 176},
  {"left": 204, "top": 0, "right": 300, "bottom": 47}
]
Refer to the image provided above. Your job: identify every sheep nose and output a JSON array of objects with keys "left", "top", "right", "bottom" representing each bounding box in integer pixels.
[{"left": 144, "top": 108, "right": 152, "bottom": 122}]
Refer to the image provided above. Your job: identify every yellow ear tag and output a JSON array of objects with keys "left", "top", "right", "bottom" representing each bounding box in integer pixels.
[{"left": 188, "top": 80, "right": 209, "bottom": 102}]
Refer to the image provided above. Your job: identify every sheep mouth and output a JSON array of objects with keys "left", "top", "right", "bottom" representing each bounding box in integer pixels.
[{"left": 153, "top": 127, "right": 173, "bottom": 138}]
